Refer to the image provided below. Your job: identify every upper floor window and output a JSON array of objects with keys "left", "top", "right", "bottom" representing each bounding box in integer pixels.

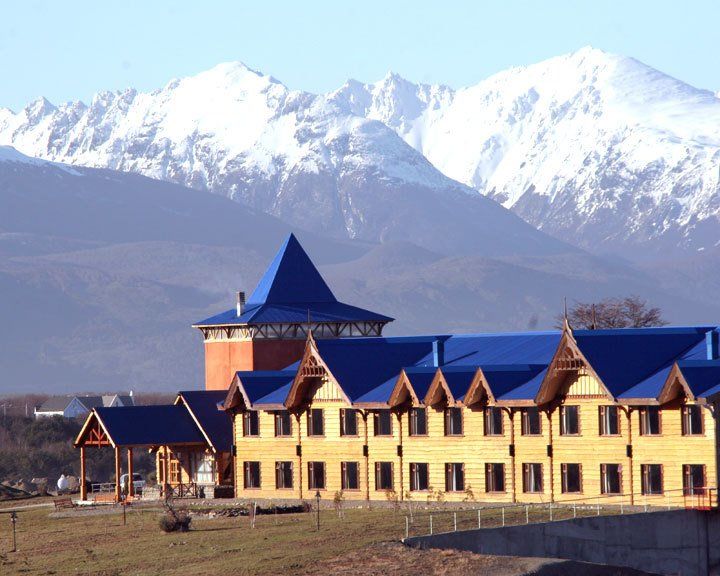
[
  {"left": 484, "top": 407, "right": 504, "bottom": 436},
  {"left": 374, "top": 411, "right": 393, "bottom": 436},
  {"left": 274, "top": 411, "right": 292, "bottom": 437},
  {"left": 307, "top": 408, "right": 324, "bottom": 437},
  {"left": 521, "top": 407, "right": 542, "bottom": 435},
  {"left": 560, "top": 405, "right": 580, "bottom": 435},
  {"left": 640, "top": 406, "right": 661, "bottom": 436},
  {"left": 409, "top": 407, "right": 428, "bottom": 436},
  {"left": 599, "top": 406, "right": 620, "bottom": 436},
  {"left": 340, "top": 408, "right": 358, "bottom": 436},
  {"left": 444, "top": 407, "right": 463, "bottom": 436},
  {"left": 243, "top": 411, "right": 259, "bottom": 437},
  {"left": 682, "top": 405, "right": 703, "bottom": 436}
]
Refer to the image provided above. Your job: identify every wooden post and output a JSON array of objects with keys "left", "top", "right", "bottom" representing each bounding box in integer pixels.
[
  {"left": 164, "top": 447, "right": 170, "bottom": 496},
  {"left": 127, "top": 447, "right": 135, "bottom": 496},
  {"left": 114, "top": 445, "right": 121, "bottom": 502},
  {"left": 80, "top": 446, "right": 87, "bottom": 501}
]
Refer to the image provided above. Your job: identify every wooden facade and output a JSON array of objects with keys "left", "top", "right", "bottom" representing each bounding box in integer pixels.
[{"left": 230, "top": 332, "right": 719, "bottom": 506}]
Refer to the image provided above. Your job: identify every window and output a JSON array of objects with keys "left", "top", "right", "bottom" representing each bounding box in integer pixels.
[
  {"left": 682, "top": 406, "right": 704, "bottom": 436},
  {"left": 485, "top": 463, "right": 505, "bottom": 492},
  {"left": 599, "top": 406, "right": 620, "bottom": 436},
  {"left": 275, "top": 461, "right": 293, "bottom": 489},
  {"left": 307, "top": 409, "right": 324, "bottom": 436},
  {"left": 374, "top": 411, "right": 393, "bottom": 436},
  {"left": 243, "top": 461, "right": 260, "bottom": 489},
  {"left": 193, "top": 453, "right": 215, "bottom": 485},
  {"left": 340, "top": 408, "right": 358, "bottom": 436},
  {"left": 409, "top": 463, "right": 429, "bottom": 491},
  {"left": 560, "top": 405, "right": 579, "bottom": 435},
  {"left": 640, "top": 406, "right": 661, "bottom": 435},
  {"left": 683, "top": 464, "right": 706, "bottom": 495},
  {"left": 641, "top": 464, "right": 663, "bottom": 495},
  {"left": 484, "top": 407, "right": 504, "bottom": 436},
  {"left": 308, "top": 461, "right": 325, "bottom": 490},
  {"left": 375, "top": 462, "right": 394, "bottom": 490},
  {"left": 445, "top": 407, "right": 463, "bottom": 436},
  {"left": 243, "top": 411, "right": 259, "bottom": 437},
  {"left": 445, "top": 463, "right": 465, "bottom": 492},
  {"left": 521, "top": 407, "right": 542, "bottom": 435},
  {"left": 561, "top": 463, "right": 582, "bottom": 493},
  {"left": 600, "top": 464, "right": 622, "bottom": 494},
  {"left": 522, "top": 463, "right": 543, "bottom": 493},
  {"left": 410, "top": 408, "right": 428, "bottom": 436},
  {"left": 274, "top": 411, "right": 292, "bottom": 437},
  {"left": 341, "top": 462, "right": 360, "bottom": 490}
]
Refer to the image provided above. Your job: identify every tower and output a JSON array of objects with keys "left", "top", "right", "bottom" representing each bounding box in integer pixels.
[{"left": 193, "top": 234, "right": 393, "bottom": 390}]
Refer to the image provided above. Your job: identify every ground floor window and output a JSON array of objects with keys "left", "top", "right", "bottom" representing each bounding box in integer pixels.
[
  {"left": 375, "top": 462, "right": 393, "bottom": 490},
  {"left": 192, "top": 452, "right": 215, "bottom": 485},
  {"left": 641, "top": 464, "right": 663, "bottom": 495},
  {"left": 243, "top": 461, "right": 260, "bottom": 489},
  {"left": 308, "top": 461, "right": 325, "bottom": 490},
  {"left": 561, "top": 463, "right": 582, "bottom": 493},
  {"left": 485, "top": 463, "right": 505, "bottom": 492},
  {"left": 341, "top": 462, "right": 360, "bottom": 490},
  {"left": 522, "top": 463, "right": 543, "bottom": 493},
  {"left": 409, "top": 463, "right": 429, "bottom": 491},
  {"left": 683, "top": 464, "right": 706, "bottom": 495},
  {"left": 445, "top": 463, "right": 465, "bottom": 492},
  {"left": 275, "top": 461, "right": 293, "bottom": 489},
  {"left": 600, "top": 464, "right": 622, "bottom": 494}
]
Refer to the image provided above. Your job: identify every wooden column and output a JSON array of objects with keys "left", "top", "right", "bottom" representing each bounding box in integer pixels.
[
  {"left": 80, "top": 446, "right": 87, "bottom": 501},
  {"left": 114, "top": 446, "right": 122, "bottom": 502},
  {"left": 164, "top": 447, "right": 170, "bottom": 496},
  {"left": 127, "top": 448, "right": 135, "bottom": 496}
]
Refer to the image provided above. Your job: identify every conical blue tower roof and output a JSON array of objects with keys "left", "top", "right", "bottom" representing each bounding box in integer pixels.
[
  {"left": 194, "top": 233, "right": 393, "bottom": 327},
  {"left": 247, "top": 234, "right": 336, "bottom": 305}
]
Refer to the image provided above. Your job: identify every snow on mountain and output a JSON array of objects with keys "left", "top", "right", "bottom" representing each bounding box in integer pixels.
[
  {"left": 0, "top": 62, "right": 571, "bottom": 258},
  {"left": 2, "top": 49, "right": 719, "bottom": 258},
  {"left": 330, "top": 47, "right": 720, "bottom": 258}
]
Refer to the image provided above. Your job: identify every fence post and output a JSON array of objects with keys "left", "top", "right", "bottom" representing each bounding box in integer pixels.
[
  {"left": 453, "top": 512, "right": 457, "bottom": 532},
  {"left": 620, "top": 497, "right": 623, "bottom": 515},
  {"left": 597, "top": 496, "right": 600, "bottom": 516},
  {"left": 573, "top": 502, "right": 577, "bottom": 518},
  {"left": 429, "top": 514, "right": 433, "bottom": 535},
  {"left": 477, "top": 509, "right": 481, "bottom": 528},
  {"left": 666, "top": 492, "right": 671, "bottom": 511},
  {"left": 644, "top": 495, "right": 648, "bottom": 513},
  {"left": 549, "top": 505, "right": 553, "bottom": 522},
  {"left": 405, "top": 516, "right": 409, "bottom": 539},
  {"left": 502, "top": 507, "right": 505, "bottom": 527},
  {"left": 525, "top": 505, "right": 529, "bottom": 524}
]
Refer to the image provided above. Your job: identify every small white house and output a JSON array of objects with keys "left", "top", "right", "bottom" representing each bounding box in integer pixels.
[{"left": 34, "top": 393, "right": 134, "bottom": 419}]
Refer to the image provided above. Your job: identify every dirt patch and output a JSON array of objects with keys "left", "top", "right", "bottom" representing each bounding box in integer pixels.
[{"left": 293, "top": 541, "right": 658, "bottom": 576}]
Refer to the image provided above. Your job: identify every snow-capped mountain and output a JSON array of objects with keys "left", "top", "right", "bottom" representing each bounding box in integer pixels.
[
  {"left": 331, "top": 47, "right": 720, "bottom": 258},
  {"left": 0, "top": 64, "right": 570, "bottom": 258},
  {"left": 2, "top": 48, "right": 719, "bottom": 258}
]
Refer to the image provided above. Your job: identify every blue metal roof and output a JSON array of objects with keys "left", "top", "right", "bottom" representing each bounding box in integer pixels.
[
  {"left": 479, "top": 364, "right": 548, "bottom": 400},
  {"left": 404, "top": 367, "right": 439, "bottom": 400},
  {"left": 575, "top": 327, "right": 712, "bottom": 398},
  {"left": 496, "top": 368, "right": 548, "bottom": 400},
  {"left": 178, "top": 390, "right": 233, "bottom": 452},
  {"left": 235, "top": 371, "right": 296, "bottom": 405},
  {"left": 194, "top": 233, "right": 393, "bottom": 326},
  {"left": 440, "top": 367, "right": 478, "bottom": 401},
  {"left": 94, "top": 406, "right": 206, "bottom": 447},
  {"left": 677, "top": 360, "right": 720, "bottom": 398}
]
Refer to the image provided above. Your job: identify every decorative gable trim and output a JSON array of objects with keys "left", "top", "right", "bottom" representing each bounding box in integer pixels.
[
  {"left": 223, "top": 374, "right": 251, "bottom": 412},
  {"left": 535, "top": 329, "right": 612, "bottom": 405},
  {"left": 388, "top": 370, "right": 421, "bottom": 407},
  {"left": 285, "top": 333, "right": 350, "bottom": 409},
  {"left": 657, "top": 363, "right": 696, "bottom": 404},
  {"left": 464, "top": 369, "right": 494, "bottom": 406},
  {"left": 424, "top": 369, "right": 459, "bottom": 407}
]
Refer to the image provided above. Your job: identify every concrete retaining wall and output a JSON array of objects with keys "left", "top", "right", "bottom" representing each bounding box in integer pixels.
[{"left": 405, "top": 510, "right": 720, "bottom": 576}]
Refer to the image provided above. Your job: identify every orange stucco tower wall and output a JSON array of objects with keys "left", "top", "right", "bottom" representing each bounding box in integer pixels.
[{"left": 204, "top": 339, "right": 307, "bottom": 391}]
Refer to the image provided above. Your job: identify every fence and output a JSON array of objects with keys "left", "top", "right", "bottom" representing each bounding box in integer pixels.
[{"left": 403, "top": 487, "right": 716, "bottom": 539}]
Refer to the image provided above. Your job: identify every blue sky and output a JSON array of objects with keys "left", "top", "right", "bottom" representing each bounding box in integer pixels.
[{"left": 1, "top": 0, "right": 717, "bottom": 111}]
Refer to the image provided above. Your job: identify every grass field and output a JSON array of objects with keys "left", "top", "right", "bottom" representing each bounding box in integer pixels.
[{"left": 0, "top": 501, "right": 407, "bottom": 576}]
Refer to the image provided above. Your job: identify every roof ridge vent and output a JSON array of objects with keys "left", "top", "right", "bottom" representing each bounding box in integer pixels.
[
  {"left": 706, "top": 330, "right": 719, "bottom": 360},
  {"left": 236, "top": 291, "right": 246, "bottom": 317}
]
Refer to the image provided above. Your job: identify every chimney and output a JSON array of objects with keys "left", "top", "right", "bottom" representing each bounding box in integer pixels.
[
  {"left": 236, "top": 291, "right": 246, "bottom": 317},
  {"left": 432, "top": 339, "right": 445, "bottom": 367},
  {"left": 706, "top": 330, "right": 719, "bottom": 360}
]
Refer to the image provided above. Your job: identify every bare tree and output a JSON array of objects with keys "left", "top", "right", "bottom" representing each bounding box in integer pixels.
[{"left": 556, "top": 296, "right": 668, "bottom": 330}]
